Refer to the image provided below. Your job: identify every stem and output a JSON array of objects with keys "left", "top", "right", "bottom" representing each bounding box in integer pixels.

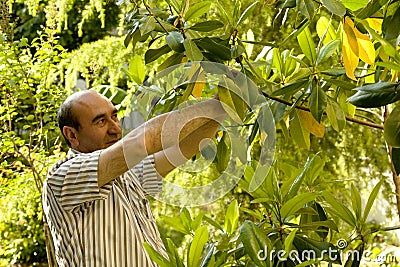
[{"left": 261, "top": 91, "right": 384, "bottom": 130}]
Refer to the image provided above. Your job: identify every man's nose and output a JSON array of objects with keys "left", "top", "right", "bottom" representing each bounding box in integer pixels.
[{"left": 108, "top": 119, "right": 122, "bottom": 134}]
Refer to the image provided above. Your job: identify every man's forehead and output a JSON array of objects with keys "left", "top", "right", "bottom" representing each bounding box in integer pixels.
[{"left": 69, "top": 91, "right": 115, "bottom": 118}]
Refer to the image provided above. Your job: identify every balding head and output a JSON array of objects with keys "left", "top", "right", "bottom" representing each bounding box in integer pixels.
[{"left": 57, "top": 90, "right": 109, "bottom": 147}]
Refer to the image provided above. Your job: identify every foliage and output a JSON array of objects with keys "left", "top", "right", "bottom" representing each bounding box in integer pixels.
[
  {"left": 2, "top": 0, "right": 400, "bottom": 266},
  {"left": 0, "top": 4, "right": 67, "bottom": 265},
  {"left": 0, "top": 161, "right": 47, "bottom": 266}
]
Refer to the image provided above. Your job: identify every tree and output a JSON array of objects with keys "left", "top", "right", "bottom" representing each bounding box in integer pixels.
[{"left": 2, "top": 0, "right": 400, "bottom": 266}]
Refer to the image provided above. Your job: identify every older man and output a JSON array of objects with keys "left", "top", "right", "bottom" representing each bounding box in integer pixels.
[{"left": 42, "top": 90, "right": 225, "bottom": 266}]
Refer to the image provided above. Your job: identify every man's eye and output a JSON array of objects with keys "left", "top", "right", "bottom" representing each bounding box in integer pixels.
[
  {"left": 97, "top": 119, "right": 106, "bottom": 125},
  {"left": 112, "top": 114, "right": 119, "bottom": 121}
]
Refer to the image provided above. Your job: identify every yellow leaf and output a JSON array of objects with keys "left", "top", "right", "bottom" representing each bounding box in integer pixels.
[
  {"left": 354, "top": 28, "right": 375, "bottom": 65},
  {"left": 297, "top": 110, "right": 325, "bottom": 138},
  {"left": 342, "top": 17, "right": 359, "bottom": 80},
  {"left": 191, "top": 71, "right": 205, "bottom": 98},
  {"left": 366, "top": 18, "right": 382, "bottom": 33}
]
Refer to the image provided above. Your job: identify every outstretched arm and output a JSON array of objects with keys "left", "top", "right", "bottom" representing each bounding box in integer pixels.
[
  {"left": 153, "top": 118, "right": 222, "bottom": 177},
  {"left": 97, "top": 98, "right": 225, "bottom": 187}
]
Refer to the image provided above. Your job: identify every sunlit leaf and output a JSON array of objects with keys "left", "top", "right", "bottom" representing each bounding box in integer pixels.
[
  {"left": 224, "top": 200, "right": 239, "bottom": 236},
  {"left": 239, "top": 221, "right": 272, "bottom": 267},
  {"left": 184, "top": 1, "right": 211, "bottom": 22},
  {"left": 183, "top": 39, "right": 203, "bottom": 61},
  {"left": 316, "top": 16, "right": 337, "bottom": 44},
  {"left": 188, "top": 226, "right": 209, "bottom": 267},
  {"left": 342, "top": 0, "right": 369, "bottom": 11},
  {"left": 129, "top": 55, "right": 145, "bottom": 84},
  {"left": 298, "top": 110, "right": 325, "bottom": 138},
  {"left": 317, "top": 39, "right": 340, "bottom": 65},
  {"left": 290, "top": 109, "right": 310, "bottom": 150},
  {"left": 297, "top": 26, "right": 316, "bottom": 63},
  {"left": 281, "top": 192, "right": 319, "bottom": 219},
  {"left": 363, "top": 180, "right": 383, "bottom": 221},
  {"left": 326, "top": 97, "right": 346, "bottom": 132},
  {"left": 342, "top": 17, "right": 360, "bottom": 80},
  {"left": 353, "top": 26, "right": 375, "bottom": 65}
]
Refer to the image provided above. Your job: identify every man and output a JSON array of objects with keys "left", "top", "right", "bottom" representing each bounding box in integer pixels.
[{"left": 42, "top": 89, "right": 225, "bottom": 266}]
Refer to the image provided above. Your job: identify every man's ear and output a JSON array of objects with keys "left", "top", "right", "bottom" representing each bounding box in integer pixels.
[{"left": 63, "top": 126, "right": 79, "bottom": 147}]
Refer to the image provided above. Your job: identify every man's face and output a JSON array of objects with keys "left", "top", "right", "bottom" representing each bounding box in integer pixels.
[{"left": 69, "top": 92, "right": 122, "bottom": 153}]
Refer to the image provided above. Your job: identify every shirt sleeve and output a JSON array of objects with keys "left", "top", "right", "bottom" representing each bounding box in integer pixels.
[
  {"left": 51, "top": 150, "right": 113, "bottom": 211},
  {"left": 133, "top": 154, "right": 163, "bottom": 196}
]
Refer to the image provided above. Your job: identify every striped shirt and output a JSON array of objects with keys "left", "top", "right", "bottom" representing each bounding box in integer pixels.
[{"left": 42, "top": 149, "right": 167, "bottom": 267}]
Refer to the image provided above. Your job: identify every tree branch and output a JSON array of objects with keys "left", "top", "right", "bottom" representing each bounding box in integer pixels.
[{"left": 261, "top": 92, "right": 384, "bottom": 130}]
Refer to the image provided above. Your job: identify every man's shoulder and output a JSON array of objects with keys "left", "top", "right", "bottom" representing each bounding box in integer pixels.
[{"left": 48, "top": 149, "right": 102, "bottom": 176}]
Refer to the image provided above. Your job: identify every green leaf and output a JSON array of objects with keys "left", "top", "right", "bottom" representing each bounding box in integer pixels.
[
  {"left": 281, "top": 192, "right": 319, "bottom": 219},
  {"left": 309, "top": 80, "right": 327, "bottom": 122},
  {"left": 351, "top": 184, "right": 362, "bottom": 219},
  {"left": 188, "top": 226, "right": 209, "bottom": 267},
  {"left": 165, "top": 238, "right": 185, "bottom": 267},
  {"left": 180, "top": 207, "right": 193, "bottom": 232},
  {"left": 129, "top": 55, "right": 145, "bottom": 84},
  {"left": 316, "top": 16, "right": 337, "bottom": 44},
  {"left": 145, "top": 45, "right": 172, "bottom": 64},
  {"left": 162, "top": 215, "right": 190, "bottom": 234},
  {"left": 284, "top": 229, "right": 298, "bottom": 256},
  {"left": 297, "top": 26, "right": 316, "bottom": 63},
  {"left": 143, "top": 242, "right": 170, "bottom": 267},
  {"left": 290, "top": 109, "right": 310, "bottom": 150},
  {"left": 239, "top": 221, "right": 272, "bottom": 267},
  {"left": 189, "top": 21, "right": 224, "bottom": 32},
  {"left": 140, "top": 16, "right": 157, "bottom": 36},
  {"left": 183, "top": 39, "right": 203, "bottom": 61},
  {"left": 224, "top": 199, "right": 239, "bottom": 236},
  {"left": 293, "top": 236, "right": 342, "bottom": 264},
  {"left": 297, "top": 0, "right": 315, "bottom": 19},
  {"left": 218, "top": 79, "right": 246, "bottom": 123},
  {"left": 347, "top": 82, "right": 400, "bottom": 108},
  {"left": 342, "top": 0, "right": 370, "bottom": 11},
  {"left": 271, "top": 79, "right": 309, "bottom": 96},
  {"left": 363, "top": 180, "right": 383, "bottom": 222},
  {"left": 322, "top": 0, "right": 346, "bottom": 16},
  {"left": 184, "top": 1, "right": 211, "bottom": 22},
  {"left": 356, "top": 0, "right": 390, "bottom": 19},
  {"left": 196, "top": 38, "right": 231, "bottom": 60},
  {"left": 383, "top": 102, "right": 400, "bottom": 147},
  {"left": 317, "top": 39, "right": 340, "bottom": 65},
  {"left": 323, "top": 191, "right": 356, "bottom": 227},
  {"left": 326, "top": 97, "right": 346, "bottom": 132},
  {"left": 392, "top": 148, "right": 400, "bottom": 175},
  {"left": 236, "top": 2, "right": 259, "bottom": 26},
  {"left": 215, "top": 131, "right": 230, "bottom": 173},
  {"left": 158, "top": 53, "right": 184, "bottom": 71},
  {"left": 283, "top": 154, "right": 324, "bottom": 201},
  {"left": 166, "top": 31, "right": 185, "bottom": 52}
]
